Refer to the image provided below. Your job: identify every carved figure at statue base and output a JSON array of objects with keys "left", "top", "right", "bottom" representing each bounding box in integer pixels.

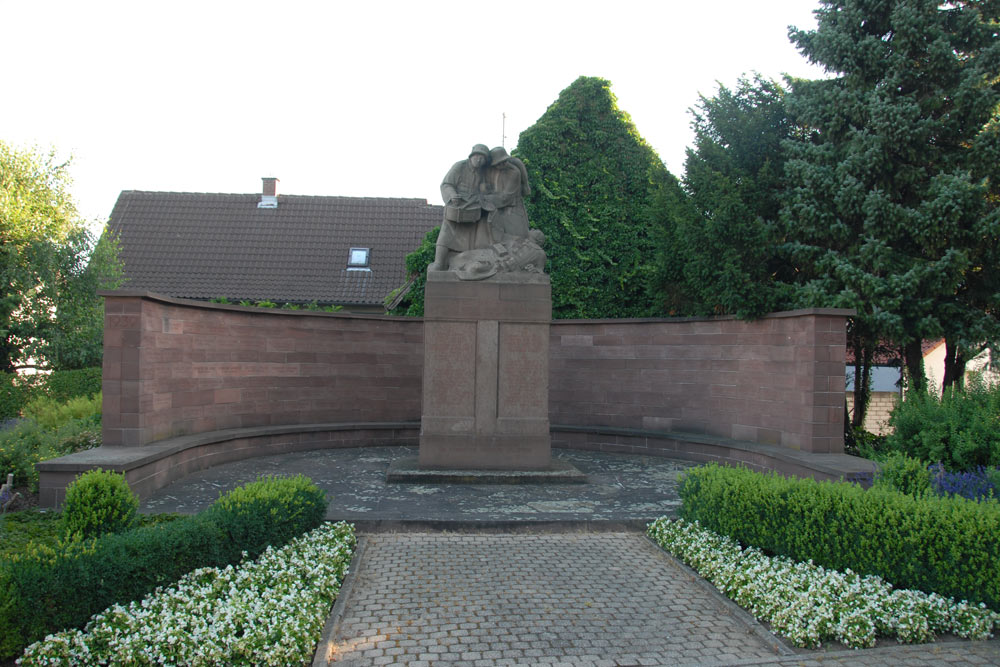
[{"left": 448, "top": 229, "right": 546, "bottom": 281}]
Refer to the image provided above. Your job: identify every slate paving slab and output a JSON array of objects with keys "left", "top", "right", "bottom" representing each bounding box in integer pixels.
[{"left": 140, "top": 446, "right": 696, "bottom": 525}]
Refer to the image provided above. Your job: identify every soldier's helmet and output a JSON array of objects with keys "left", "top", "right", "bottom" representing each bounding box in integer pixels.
[{"left": 489, "top": 147, "right": 510, "bottom": 165}]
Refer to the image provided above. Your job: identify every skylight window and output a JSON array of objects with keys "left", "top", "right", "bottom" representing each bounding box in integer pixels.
[{"left": 348, "top": 247, "right": 370, "bottom": 270}]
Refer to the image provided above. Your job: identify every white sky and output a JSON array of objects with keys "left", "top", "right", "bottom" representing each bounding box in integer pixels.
[{"left": 2, "top": 1, "right": 828, "bottom": 233}]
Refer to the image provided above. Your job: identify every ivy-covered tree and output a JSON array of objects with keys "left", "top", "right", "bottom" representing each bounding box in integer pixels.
[
  {"left": 781, "top": 0, "right": 1000, "bottom": 393},
  {"left": 385, "top": 226, "right": 438, "bottom": 317},
  {"left": 652, "top": 75, "right": 797, "bottom": 319},
  {"left": 514, "top": 76, "right": 684, "bottom": 319}
]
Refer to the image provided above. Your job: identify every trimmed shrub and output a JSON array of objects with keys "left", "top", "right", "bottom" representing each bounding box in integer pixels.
[
  {"left": 204, "top": 474, "right": 327, "bottom": 562},
  {"left": 678, "top": 463, "right": 1000, "bottom": 610},
  {"left": 60, "top": 469, "right": 139, "bottom": 539},
  {"left": 873, "top": 452, "right": 932, "bottom": 497},
  {"left": 0, "top": 474, "right": 328, "bottom": 660},
  {"left": 886, "top": 376, "right": 1000, "bottom": 471},
  {"left": 0, "top": 515, "right": 227, "bottom": 659}
]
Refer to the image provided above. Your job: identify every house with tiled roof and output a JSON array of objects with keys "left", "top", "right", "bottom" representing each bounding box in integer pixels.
[{"left": 108, "top": 178, "right": 442, "bottom": 313}]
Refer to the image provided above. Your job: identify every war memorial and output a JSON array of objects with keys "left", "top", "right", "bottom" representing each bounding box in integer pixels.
[
  {"left": 37, "top": 143, "right": 865, "bottom": 507},
  {"left": 25, "top": 145, "right": 998, "bottom": 667}
]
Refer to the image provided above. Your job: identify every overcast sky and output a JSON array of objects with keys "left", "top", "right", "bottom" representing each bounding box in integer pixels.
[{"left": 3, "top": 1, "right": 829, "bottom": 232}]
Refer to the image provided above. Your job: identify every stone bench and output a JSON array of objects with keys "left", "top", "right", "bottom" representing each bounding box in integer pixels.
[
  {"left": 38, "top": 422, "right": 420, "bottom": 507},
  {"left": 38, "top": 422, "right": 873, "bottom": 508}
]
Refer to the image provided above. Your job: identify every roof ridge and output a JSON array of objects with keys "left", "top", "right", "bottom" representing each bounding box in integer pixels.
[{"left": 118, "top": 190, "right": 438, "bottom": 205}]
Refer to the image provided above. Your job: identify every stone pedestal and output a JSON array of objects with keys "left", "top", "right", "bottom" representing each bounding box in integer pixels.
[{"left": 418, "top": 271, "right": 552, "bottom": 470}]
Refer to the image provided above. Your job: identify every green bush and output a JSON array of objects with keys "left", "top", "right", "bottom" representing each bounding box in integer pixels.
[
  {"left": 873, "top": 452, "right": 932, "bottom": 497},
  {"left": 0, "top": 422, "right": 47, "bottom": 492},
  {"left": 0, "top": 420, "right": 101, "bottom": 492},
  {"left": 0, "top": 515, "right": 227, "bottom": 659},
  {"left": 0, "top": 509, "right": 181, "bottom": 561},
  {"left": 60, "top": 469, "right": 138, "bottom": 539},
  {"left": 0, "top": 474, "right": 328, "bottom": 659},
  {"left": 886, "top": 376, "right": 1000, "bottom": 471},
  {"left": 205, "top": 474, "right": 327, "bottom": 562},
  {"left": 988, "top": 467, "right": 1000, "bottom": 491},
  {"left": 679, "top": 463, "right": 1000, "bottom": 610},
  {"left": 22, "top": 393, "right": 101, "bottom": 429},
  {"left": 42, "top": 368, "right": 101, "bottom": 405},
  {"left": 844, "top": 426, "right": 889, "bottom": 460}
]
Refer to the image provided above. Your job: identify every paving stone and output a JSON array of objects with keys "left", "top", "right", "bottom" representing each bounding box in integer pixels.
[
  {"left": 139, "top": 447, "right": 1000, "bottom": 667},
  {"left": 315, "top": 531, "right": 1000, "bottom": 666}
]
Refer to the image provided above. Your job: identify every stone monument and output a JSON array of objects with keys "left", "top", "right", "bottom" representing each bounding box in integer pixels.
[{"left": 390, "top": 144, "right": 582, "bottom": 482}]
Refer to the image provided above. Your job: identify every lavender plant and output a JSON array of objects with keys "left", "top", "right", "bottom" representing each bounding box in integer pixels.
[{"left": 929, "top": 464, "right": 997, "bottom": 502}]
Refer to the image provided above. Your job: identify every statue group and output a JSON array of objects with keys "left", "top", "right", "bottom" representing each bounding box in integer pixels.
[{"left": 428, "top": 144, "right": 546, "bottom": 280}]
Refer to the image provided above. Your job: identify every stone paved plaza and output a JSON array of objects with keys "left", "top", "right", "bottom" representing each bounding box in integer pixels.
[{"left": 140, "top": 447, "right": 1000, "bottom": 666}]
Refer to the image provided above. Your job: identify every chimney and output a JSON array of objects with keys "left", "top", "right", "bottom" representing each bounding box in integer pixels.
[{"left": 259, "top": 177, "right": 279, "bottom": 208}]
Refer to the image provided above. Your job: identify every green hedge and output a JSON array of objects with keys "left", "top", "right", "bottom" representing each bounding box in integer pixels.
[
  {"left": 42, "top": 368, "right": 102, "bottom": 405},
  {"left": 0, "top": 474, "right": 327, "bottom": 660},
  {"left": 0, "top": 373, "right": 40, "bottom": 422},
  {"left": 0, "top": 368, "right": 102, "bottom": 422},
  {"left": 678, "top": 463, "right": 1000, "bottom": 610},
  {"left": 202, "top": 474, "right": 327, "bottom": 563}
]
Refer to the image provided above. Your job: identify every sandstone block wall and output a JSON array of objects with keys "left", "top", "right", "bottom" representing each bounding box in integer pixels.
[
  {"left": 548, "top": 310, "right": 849, "bottom": 453},
  {"left": 101, "top": 292, "right": 424, "bottom": 447},
  {"left": 101, "top": 293, "right": 849, "bottom": 455}
]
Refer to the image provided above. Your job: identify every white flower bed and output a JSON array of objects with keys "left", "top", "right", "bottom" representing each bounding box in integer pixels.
[
  {"left": 647, "top": 517, "right": 999, "bottom": 649},
  {"left": 18, "top": 521, "right": 356, "bottom": 666}
]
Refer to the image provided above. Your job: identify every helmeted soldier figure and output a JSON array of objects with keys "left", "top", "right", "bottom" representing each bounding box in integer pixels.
[{"left": 428, "top": 144, "right": 495, "bottom": 272}]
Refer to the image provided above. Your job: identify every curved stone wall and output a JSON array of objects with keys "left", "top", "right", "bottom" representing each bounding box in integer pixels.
[
  {"left": 102, "top": 292, "right": 424, "bottom": 447},
  {"left": 549, "top": 312, "right": 848, "bottom": 454},
  {"left": 102, "top": 293, "right": 848, "bottom": 454},
  {"left": 41, "top": 291, "right": 854, "bottom": 507}
]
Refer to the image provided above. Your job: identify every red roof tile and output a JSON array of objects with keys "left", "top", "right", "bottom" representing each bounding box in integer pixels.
[{"left": 108, "top": 191, "right": 442, "bottom": 306}]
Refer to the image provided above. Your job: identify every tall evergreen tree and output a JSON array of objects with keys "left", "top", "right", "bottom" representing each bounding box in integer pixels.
[
  {"left": 652, "top": 75, "right": 797, "bottom": 319},
  {"left": 782, "top": 0, "right": 1000, "bottom": 393},
  {"left": 514, "top": 76, "right": 684, "bottom": 319}
]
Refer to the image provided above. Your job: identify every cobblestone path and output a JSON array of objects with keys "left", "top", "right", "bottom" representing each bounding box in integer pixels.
[{"left": 314, "top": 532, "right": 1000, "bottom": 667}]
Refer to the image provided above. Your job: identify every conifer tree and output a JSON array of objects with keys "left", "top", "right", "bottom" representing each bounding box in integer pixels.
[
  {"left": 654, "top": 75, "right": 796, "bottom": 319},
  {"left": 782, "top": 0, "right": 1000, "bottom": 393}
]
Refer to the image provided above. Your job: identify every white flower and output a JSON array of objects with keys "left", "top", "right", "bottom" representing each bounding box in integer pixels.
[
  {"left": 647, "top": 518, "right": 999, "bottom": 649},
  {"left": 18, "top": 522, "right": 356, "bottom": 666}
]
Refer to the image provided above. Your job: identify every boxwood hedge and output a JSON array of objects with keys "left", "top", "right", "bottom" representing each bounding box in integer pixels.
[
  {"left": 679, "top": 463, "right": 999, "bottom": 610},
  {"left": 0, "top": 474, "right": 326, "bottom": 660}
]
